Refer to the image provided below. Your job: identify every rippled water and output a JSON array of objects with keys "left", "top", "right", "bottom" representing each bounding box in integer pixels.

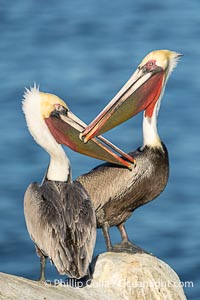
[{"left": 0, "top": 1, "right": 199, "bottom": 299}]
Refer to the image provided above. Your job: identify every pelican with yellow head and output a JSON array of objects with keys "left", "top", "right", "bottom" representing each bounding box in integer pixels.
[{"left": 76, "top": 50, "right": 182, "bottom": 252}]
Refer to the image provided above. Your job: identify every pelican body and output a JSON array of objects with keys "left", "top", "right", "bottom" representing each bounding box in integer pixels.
[
  {"left": 24, "top": 177, "right": 95, "bottom": 278},
  {"left": 77, "top": 143, "right": 169, "bottom": 229},
  {"left": 22, "top": 88, "right": 98, "bottom": 280},
  {"left": 77, "top": 132, "right": 169, "bottom": 251}
]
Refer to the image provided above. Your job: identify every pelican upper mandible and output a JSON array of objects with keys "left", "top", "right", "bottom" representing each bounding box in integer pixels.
[{"left": 74, "top": 50, "right": 181, "bottom": 252}]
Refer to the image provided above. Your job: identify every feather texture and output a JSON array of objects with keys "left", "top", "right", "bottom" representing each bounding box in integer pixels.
[
  {"left": 24, "top": 179, "right": 96, "bottom": 278},
  {"left": 77, "top": 144, "right": 169, "bottom": 228}
]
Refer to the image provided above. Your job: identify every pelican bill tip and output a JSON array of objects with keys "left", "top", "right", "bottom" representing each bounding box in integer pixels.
[{"left": 79, "top": 132, "right": 87, "bottom": 144}]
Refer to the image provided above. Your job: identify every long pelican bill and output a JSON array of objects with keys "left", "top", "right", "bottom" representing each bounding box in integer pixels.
[
  {"left": 45, "top": 109, "right": 134, "bottom": 169},
  {"left": 80, "top": 50, "right": 181, "bottom": 143}
]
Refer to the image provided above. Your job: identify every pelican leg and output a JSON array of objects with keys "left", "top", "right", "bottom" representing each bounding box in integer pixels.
[
  {"left": 118, "top": 223, "right": 129, "bottom": 243},
  {"left": 112, "top": 223, "right": 149, "bottom": 254},
  {"left": 102, "top": 223, "right": 113, "bottom": 251},
  {"left": 35, "top": 245, "right": 47, "bottom": 282}
]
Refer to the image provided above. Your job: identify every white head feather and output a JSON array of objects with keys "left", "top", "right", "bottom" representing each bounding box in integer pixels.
[{"left": 22, "top": 86, "right": 70, "bottom": 181}]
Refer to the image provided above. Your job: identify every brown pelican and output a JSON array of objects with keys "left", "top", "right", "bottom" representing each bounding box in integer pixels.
[
  {"left": 22, "top": 87, "right": 132, "bottom": 281},
  {"left": 74, "top": 50, "right": 181, "bottom": 252}
]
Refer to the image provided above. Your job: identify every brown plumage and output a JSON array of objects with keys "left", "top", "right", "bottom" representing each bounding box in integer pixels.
[
  {"left": 77, "top": 143, "right": 169, "bottom": 251},
  {"left": 24, "top": 179, "right": 96, "bottom": 279}
]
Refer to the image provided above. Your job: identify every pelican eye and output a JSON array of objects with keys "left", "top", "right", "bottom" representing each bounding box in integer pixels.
[
  {"left": 54, "top": 104, "right": 68, "bottom": 116},
  {"left": 55, "top": 104, "right": 63, "bottom": 111},
  {"left": 145, "top": 60, "right": 156, "bottom": 70},
  {"left": 141, "top": 59, "right": 158, "bottom": 74},
  {"left": 148, "top": 61, "right": 155, "bottom": 67}
]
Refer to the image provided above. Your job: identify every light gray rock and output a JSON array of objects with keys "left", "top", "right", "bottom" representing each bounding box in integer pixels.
[{"left": 0, "top": 252, "right": 187, "bottom": 300}]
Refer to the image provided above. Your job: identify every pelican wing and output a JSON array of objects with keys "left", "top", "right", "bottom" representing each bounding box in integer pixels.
[
  {"left": 65, "top": 181, "right": 96, "bottom": 275},
  {"left": 24, "top": 179, "right": 96, "bottom": 278}
]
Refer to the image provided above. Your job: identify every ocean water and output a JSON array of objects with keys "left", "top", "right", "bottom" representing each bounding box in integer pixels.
[{"left": 0, "top": 1, "right": 199, "bottom": 299}]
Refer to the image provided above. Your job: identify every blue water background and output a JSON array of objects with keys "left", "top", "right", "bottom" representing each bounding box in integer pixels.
[{"left": 0, "top": 1, "right": 199, "bottom": 299}]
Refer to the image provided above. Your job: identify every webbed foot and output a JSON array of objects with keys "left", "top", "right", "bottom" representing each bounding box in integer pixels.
[{"left": 110, "top": 241, "right": 150, "bottom": 254}]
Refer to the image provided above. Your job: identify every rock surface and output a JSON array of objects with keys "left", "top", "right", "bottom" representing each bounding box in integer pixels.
[{"left": 0, "top": 252, "right": 187, "bottom": 300}]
